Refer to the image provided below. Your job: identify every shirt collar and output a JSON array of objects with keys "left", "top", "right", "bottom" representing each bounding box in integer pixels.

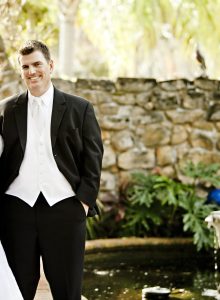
[{"left": 28, "top": 83, "right": 54, "bottom": 107}]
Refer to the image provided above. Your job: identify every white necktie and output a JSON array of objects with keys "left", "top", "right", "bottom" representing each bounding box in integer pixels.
[{"left": 32, "top": 98, "right": 45, "bottom": 134}]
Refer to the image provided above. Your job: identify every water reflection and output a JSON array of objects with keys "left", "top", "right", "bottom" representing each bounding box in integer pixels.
[{"left": 82, "top": 244, "right": 217, "bottom": 299}]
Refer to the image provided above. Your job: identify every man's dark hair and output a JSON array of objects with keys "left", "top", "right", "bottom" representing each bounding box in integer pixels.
[{"left": 18, "top": 40, "right": 51, "bottom": 62}]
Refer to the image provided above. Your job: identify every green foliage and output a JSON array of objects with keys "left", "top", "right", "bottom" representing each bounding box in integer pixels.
[
  {"left": 2, "top": 0, "right": 220, "bottom": 78},
  {"left": 86, "top": 215, "right": 101, "bottom": 240},
  {"left": 78, "top": 0, "right": 220, "bottom": 78},
  {"left": 86, "top": 199, "right": 108, "bottom": 240},
  {"left": 121, "top": 163, "right": 220, "bottom": 251},
  {"left": 1, "top": 0, "right": 58, "bottom": 67},
  {"left": 182, "top": 161, "right": 220, "bottom": 187},
  {"left": 82, "top": 162, "right": 220, "bottom": 250},
  {"left": 18, "top": 1, "right": 58, "bottom": 42},
  {"left": 132, "top": 0, "right": 220, "bottom": 78},
  {"left": 86, "top": 199, "right": 124, "bottom": 240},
  {"left": 181, "top": 197, "right": 215, "bottom": 251}
]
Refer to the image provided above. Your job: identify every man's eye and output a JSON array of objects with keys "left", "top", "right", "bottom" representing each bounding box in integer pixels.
[{"left": 22, "top": 66, "right": 28, "bottom": 70}]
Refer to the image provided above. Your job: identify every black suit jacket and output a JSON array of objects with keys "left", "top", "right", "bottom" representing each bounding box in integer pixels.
[{"left": 0, "top": 87, "right": 103, "bottom": 216}]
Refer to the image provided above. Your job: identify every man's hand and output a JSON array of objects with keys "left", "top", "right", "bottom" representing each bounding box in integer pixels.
[{"left": 80, "top": 201, "right": 89, "bottom": 216}]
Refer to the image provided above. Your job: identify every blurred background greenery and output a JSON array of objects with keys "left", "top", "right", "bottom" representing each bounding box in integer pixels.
[{"left": 1, "top": 0, "right": 220, "bottom": 80}]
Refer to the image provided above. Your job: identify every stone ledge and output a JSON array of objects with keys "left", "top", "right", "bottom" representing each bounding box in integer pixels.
[{"left": 85, "top": 237, "right": 193, "bottom": 253}]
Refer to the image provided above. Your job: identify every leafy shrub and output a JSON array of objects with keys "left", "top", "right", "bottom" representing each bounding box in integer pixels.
[
  {"left": 86, "top": 162, "right": 220, "bottom": 250},
  {"left": 121, "top": 162, "right": 220, "bottom": 251}
]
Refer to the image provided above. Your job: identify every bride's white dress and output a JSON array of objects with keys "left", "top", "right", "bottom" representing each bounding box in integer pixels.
[
  {"left": 0, "top": 136, "right": 23, "bottom": 299},
  {"left": 0, "top": 242, "right": 23, "bottom": 299}
]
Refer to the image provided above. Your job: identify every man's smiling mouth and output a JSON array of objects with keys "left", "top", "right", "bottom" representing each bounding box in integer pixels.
[{"left": 29, "top": 77, "right": 40, "bottom": 81}]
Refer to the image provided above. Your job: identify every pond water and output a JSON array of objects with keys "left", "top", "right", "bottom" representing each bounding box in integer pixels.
[{"left": 82, "top": 244, "right": 220, "bottom": 300}]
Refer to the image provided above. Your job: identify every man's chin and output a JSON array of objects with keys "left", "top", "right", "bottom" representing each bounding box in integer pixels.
[
  {"left": 28, "top": 85, "right": 42, "bottom": 96},
  {"left": 29, "top": 81, "right": 40, "bottom": 87}
]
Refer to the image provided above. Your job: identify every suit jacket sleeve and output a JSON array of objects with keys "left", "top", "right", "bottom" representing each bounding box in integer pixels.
[
  {"left": 75, "top": 102, "right": 103, "bottom": 208},
  {"left": 0, "top": 114, "right": 4, "bottom": 156}
]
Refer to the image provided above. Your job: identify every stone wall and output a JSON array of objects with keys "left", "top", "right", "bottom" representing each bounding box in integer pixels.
[
  {"left": 52, "top": 77, "right": 220, "bottom": 204},
  {"left": 2, "top": 72, "right": 220, "bottom": 204}
]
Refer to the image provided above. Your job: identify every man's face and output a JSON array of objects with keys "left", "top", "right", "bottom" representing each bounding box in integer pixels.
[{"left": 19, "top": 50, "right": 54, "bottom": 97}]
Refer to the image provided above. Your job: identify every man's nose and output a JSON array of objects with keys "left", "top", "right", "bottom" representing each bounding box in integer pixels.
[{"left": 28, "top": 65, "right": 36, "bottom": 74}]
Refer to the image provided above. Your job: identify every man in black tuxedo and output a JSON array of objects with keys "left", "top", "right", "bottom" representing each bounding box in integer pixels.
[{"left": 0, "top": 40, "right": 103, "bottom": 300}]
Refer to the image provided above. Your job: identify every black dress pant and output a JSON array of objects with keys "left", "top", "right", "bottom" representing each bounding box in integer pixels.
[{"left": 0, "top": 193, "right": 87, "bottom": 300}]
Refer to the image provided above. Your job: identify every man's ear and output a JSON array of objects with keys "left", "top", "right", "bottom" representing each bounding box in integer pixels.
[{"left": 49, "top": 60, "right": 54, "bottom": 73}]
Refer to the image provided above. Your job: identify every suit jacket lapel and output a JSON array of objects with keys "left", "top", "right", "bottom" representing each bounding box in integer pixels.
[
  {"left": 14, "top": 92, "right": 28, "bottom": 152},
  {"left": 51, "top": 87, "right": 67, "bottom": 147}
]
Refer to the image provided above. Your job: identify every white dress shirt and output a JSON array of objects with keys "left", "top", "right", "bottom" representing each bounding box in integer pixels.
[{"left": 6, "top": 83, "right": 75, "bottom": 206}]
